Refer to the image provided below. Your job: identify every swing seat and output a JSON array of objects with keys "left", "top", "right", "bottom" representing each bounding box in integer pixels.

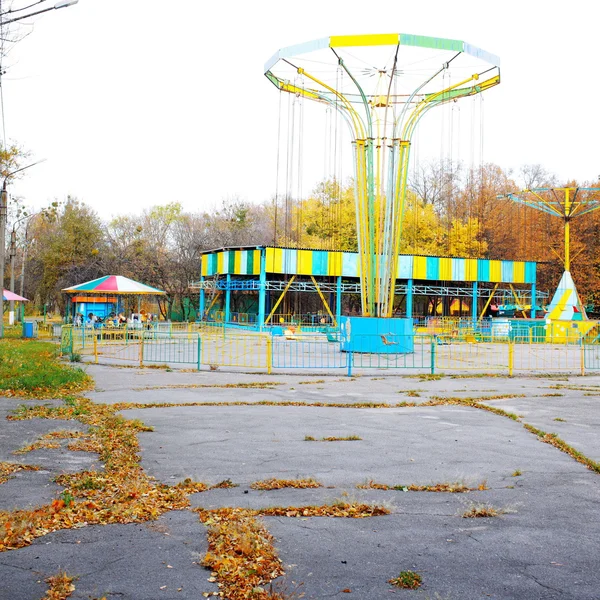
[
  {"left": 284, "top": 327, "right": 297, "bottom": 340},
  {"left": 464, "top": 333, "right": 480, "bottom": 343},
  {"left": 380, "top": 334, "right": 399, "bottom": 346},
  {"left": 326, "top": 333, "right": 340, "bottom": 343}
]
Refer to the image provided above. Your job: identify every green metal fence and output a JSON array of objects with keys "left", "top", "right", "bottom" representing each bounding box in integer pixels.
[{"left": 56, "top": 324, "right": 600, "bottom": 376}]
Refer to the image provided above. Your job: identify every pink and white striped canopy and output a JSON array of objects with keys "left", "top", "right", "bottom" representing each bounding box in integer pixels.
[
  {"left": 2, "top": 289, "right": 29, "bottom": 302},
  {"left": 62, "top": 275, "right": 165, "bottom": 295}
]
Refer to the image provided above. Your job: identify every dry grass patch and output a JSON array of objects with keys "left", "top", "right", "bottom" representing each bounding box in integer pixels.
[
  {"left": 258, "top": 502, "right": 389, "bottom": 518},
  {"left": 0, "top": 462, "right": 40, "bottom": 484},
  {"left": 250, "top": 478, "right": 322, "bottom": 490},
  {"left": 523, "top": 424, "right": 600, "bottom": 474},
  {"left": 1, "top": 398, "right": 207, "bottom": 552},
  {"left": 461, "top": 503, "right": 505, "bottom": 518},
  {"left": 42, "top": 570, "right": 75, "bottom": 599},
  {"left": 13, "top": 429, "right": 90, "bottom": 454},
  {"left": 195, "top": 502, "right": 388, "bottom": 599},
  {"left": 357, "top": 479, "right": 487, "bottom": 493},
  {"left": 305, "top": 435, "right": 362, "bottom": 442},
  {"left": 135, "top": 382, "right": 284, "bottom": 391}
]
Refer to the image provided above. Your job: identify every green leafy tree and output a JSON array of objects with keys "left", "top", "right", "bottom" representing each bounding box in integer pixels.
[{"left": 26, "top": 197, "right": 105, "bottom": 310}]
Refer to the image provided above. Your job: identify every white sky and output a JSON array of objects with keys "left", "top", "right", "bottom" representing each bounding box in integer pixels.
[{"left": 3, "top": 0, "right": 599, "bottom": 220}]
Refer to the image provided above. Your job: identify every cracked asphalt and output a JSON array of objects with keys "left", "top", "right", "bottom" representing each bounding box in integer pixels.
[{"left": 1, "top": 364, "right": 600, "bottom": 599}]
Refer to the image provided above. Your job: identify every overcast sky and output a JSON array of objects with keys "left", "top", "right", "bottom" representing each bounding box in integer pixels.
[{"left": 2, "top": 0, "right": 599, "bottom": 220}]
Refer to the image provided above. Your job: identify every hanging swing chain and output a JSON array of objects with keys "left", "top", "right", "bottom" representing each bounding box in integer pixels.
[{"left": 273, "top": 89, "right": 283, "bottom": 246}]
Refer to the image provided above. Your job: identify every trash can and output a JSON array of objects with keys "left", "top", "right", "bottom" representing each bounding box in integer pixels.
[{"left": 23, "top": 322, "right": 35, "bottom": 338}]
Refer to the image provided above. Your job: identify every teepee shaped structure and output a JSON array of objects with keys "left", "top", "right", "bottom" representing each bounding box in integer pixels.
[{"left": 545, "top": 271, "right": 587, "bottom": 321}]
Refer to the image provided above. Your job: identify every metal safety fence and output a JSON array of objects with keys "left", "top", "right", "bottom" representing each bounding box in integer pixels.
[{"left": 56, "top": 324, "right": 600, "bottom": 375}]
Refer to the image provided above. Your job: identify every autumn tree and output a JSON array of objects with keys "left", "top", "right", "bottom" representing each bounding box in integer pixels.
[
  {"left": 289, "top": 179, "right": 357, "bottom": 251},
  {"left": 26, "top": 197, "right": 105, "bottom": 309},
  {"left": 399, "top": 192, "right": 443, "bottom": 255}
]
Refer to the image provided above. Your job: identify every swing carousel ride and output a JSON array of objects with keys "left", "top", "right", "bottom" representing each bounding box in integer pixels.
[
  {"left": 266, "top": 33, "right": 509, "bottom": 349},
  {"left": 265, "top": 33, "right": 500, "bottom": 320},
  {"left": 195, "top": 34, "right": 546, "bottom": 345}
]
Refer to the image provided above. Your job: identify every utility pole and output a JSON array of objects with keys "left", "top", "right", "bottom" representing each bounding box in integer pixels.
[
  {"left": 0, "top": 0, "right": 80, "bottom": 338},
  {"left": 8, "top": 226, "right": 15, "bottom": 324},
  {"left": 0, "top": 181, "right": 6, "bottom": 337},
  {"left": 0, "top": 162, "right": 46, "bottom": 338}
]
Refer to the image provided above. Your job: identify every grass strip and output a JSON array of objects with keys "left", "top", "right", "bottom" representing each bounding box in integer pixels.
[
  {"left": 357, "top": 479, "right": 487, "bottom": 492},
  {"left": 195, "top": 502, "right": 389, "bottom": 600},
  {"left": 0, "top": 462, "right": 40, "bottom": 484},
  {"left": 250, "top": 478, "right": 322, "bottom": 490},
  {"left": 0, "top": 340, "right": 92, "bottom": 398},
  {"left": 134, "top": 382, "right": 285, "bottom": 391},
  {"left": 304, "top": 435, "right": 362, "bottom": 442},
  {"left": 523, "top": 424, "right": 600, "bottom": 474},
  {"left": 2, "top": 398, "right": 203, "bottom": 552}
]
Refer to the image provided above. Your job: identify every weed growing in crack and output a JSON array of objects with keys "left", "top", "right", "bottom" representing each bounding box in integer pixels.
[
  {"left": 389, "top": 571, "right": 422, "bottom": 589},
  {"left": 251, "top": 478, "right": 322, "bottom": 490},
  {"left": 0, "top": 462, "right": 40, "bottom": 484},
  {"left": 461, "top": 503, "right": 508, "bottom": 518},
  {"left": 523, "top": 424, "right": 600, "bottom": 474},
  {"left": 357, "top": 479, "right": 487, "bottom": 493},
  {"left": 304, "top": 435, "right": 361, "bottom": 442},
  {"left": 42, "top": 570, "right": 76, "bottom": 599}
]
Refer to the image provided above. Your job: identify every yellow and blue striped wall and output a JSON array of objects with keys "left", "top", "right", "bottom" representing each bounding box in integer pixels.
[{"left": 201, "top": 247, "right": 535, "bottom": 284}]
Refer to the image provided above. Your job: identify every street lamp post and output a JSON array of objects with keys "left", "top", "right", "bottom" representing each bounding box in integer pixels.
[
  {"left": 8, "top": 226, "right": 16, "bottom": 324},
  {"left": 0, "top": 161, "right": 45, "bottom": 337},
  {"left": 9, "top": 209, "right": 45, "bottom": 323},
  {"left": 0, "top": 181, "right": 6, "bottom": 336},
  {"left": 0, "top": 1, "right": 79, "bottom": 25},
  {"left": 0, "top": 0, "right": 79, "bottom": 338}
]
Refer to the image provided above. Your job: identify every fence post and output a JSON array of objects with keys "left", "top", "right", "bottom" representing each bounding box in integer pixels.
[
  {"left": 347, "top": 349, "right": 353, "bottom": 377},
  {"left": 197, "top": 335, "right": 202, "bottom": 371},
  {"left": 266, "top": 336, "right": 272, "bottom": 374},
  {"left": 508, "top": 342, "right": 514, "bottom": 376},
  {"left": 580, "top": 338, "right": 585, "bottom": 376},
  {"left": 93, "top": 335, "right": 98, "bottom": 364},
  {"left": 430, "top": 337, "right": 436, "bottom": 375},
  {"left": 139, "top": 332, "right": 144, "bottom": 367}
]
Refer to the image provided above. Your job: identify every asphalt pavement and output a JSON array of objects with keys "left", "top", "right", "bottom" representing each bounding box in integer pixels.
[{"left": 1, "top": 364, "right": 600, "bottom": 599}]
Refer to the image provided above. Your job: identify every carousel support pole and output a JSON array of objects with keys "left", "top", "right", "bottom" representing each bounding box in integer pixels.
[
  {"left": 199, "top": 275, "right": 205, "bottom": 322},
  {"left": 471, "top": 281, "right": 478, "bottom": 326},
  {"left": 336, "top": 276, "right": 342, "bottom": 328},
  {"left": 406, "top": 279, "right": 413, "bottom": 319},
  {"left": 225, "top": 274, "right": 231, "bottom": 324},
  {"left": 258, "top": 248, "right": 266, "bottom": 331}
]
